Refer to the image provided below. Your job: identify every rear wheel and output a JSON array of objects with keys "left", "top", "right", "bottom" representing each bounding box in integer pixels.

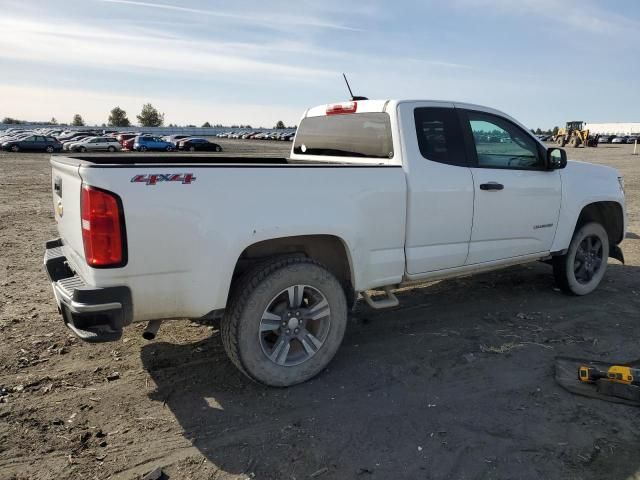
[
  {"left": 165, "top": 145, "right": 174, "bottom": 152},
  {"left": 189, "top": 146, "right": 195, "bottom": 152},
  {"left": 215, "top": 145, "right": 222, "bottom": 152},
  {"left": 221, "top": 257, "right": 348, "bottom": 386},
  {"left": 139, "top": 146, "right": 147, "bottom": 152},
  {"left": 553, "top": 222, "right": 609, "bottom": 295},
  {"left": 107, "top": 146, "right": 116, "bottom": 152},
  {"left": 45, "top": 146, "right": 54, "bottom": 153},
  {"left": 11, "top": 145, "right": 19, "bottom": 152},
  {"left": 79, "top": 146, "right": 87, "bottom": 153}
]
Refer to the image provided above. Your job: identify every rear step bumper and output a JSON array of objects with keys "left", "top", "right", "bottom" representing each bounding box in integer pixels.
[{"left": 44, "top": 238, "right": 132, "bottom": 343}]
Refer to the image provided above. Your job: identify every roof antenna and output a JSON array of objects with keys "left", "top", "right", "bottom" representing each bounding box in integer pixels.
[{"left": 342, "top": 73, "right": 368, "bottom": 101}]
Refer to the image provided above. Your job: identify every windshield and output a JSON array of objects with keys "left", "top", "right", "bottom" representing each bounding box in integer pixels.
[{"left": 293, "top": 112, "right": 394, "bottom": 159}]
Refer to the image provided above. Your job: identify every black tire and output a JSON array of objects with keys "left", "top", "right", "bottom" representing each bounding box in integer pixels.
[
  {"left": 45, "top": 146, "right": 54, "bottom": 153},
  {"left": 107, "top": 146, "right": 116, "bottom": 152},
  {"left": 139, "top": 146, "right": 147, "bottom": 152},
  {"left": 11, "top": 145, "right": 19, "bottom": 152},
  {"left": 556, "top": 137, "right": 564, "bottom": 146},
  {"left": 165, "top": 145, "right": 174, "bottom": 152},
  {"left": 569, "top": 137, "right": 579, "bottom": 148},
  {"left": 221, "top": 257, "right": 348, "bottom": 387},
  {"left": 215, "top": 145, "right": 222, "bottom": 152},
  {"left": 80, "top": 146, "right": 87, "bottom": 153},
  {"left": 553, "top": 222, "right": 609, "bottom": 296},
  {"left": 189, "top": 146, "right": 196, "bottom": 152}
]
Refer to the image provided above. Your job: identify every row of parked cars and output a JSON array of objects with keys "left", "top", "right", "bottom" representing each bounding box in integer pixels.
[
  {"left": 0, "top": 127, "right": 224, "bottom": 153},
  {"left": 216, "top": 130, "right": 296, "bottom": 141},
  {"left": 596, "top": 135, "right": 639, "bottom": 144},
  {"left": 536, "top": 133, "right": 639, "bottom": 144}
]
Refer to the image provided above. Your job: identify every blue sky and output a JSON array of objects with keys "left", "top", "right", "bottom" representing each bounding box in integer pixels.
[{"left": 0, "top": 0, "right": 638, "bottom": 128}]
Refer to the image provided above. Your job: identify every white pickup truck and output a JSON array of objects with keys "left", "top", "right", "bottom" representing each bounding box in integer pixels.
[{"left": 45, "top": 99, "right": 626, "bottom": 386}]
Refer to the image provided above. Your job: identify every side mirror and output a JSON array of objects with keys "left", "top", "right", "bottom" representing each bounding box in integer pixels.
[{"left": 547, "top": 147, "right": 567, "bottom": 170}]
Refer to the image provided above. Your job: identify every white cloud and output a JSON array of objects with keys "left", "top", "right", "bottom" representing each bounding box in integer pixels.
[
  {"left": 95, "top": 0, "right": 363, "bottom": 31},
  {"left": 0, "top": 17, "right": 335, "bottom": 80},
  {"left": 449, "top": 0, "right": 639, "bottom": 36}
]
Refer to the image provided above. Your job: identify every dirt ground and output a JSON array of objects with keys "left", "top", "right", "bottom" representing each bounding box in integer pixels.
[{"left": 1, "top": 141, "right": 639, "bottom": 480}]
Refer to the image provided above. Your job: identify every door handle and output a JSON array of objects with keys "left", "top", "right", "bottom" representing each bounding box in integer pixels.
[{"left": 480, "top": 182, "right": 504, "bottom": 191}]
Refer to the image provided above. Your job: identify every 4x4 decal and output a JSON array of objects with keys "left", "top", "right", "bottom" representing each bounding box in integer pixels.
[{"left": 131, "top": 173, "right": 196, "bottom": 186}]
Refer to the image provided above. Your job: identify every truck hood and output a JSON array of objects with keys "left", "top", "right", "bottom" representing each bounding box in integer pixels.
[
  {"left": 561, "top": 160, "right": 624, "bottom": 205},
  {"left": 565, "top": 159, "right": 620, "bottom": 181}
]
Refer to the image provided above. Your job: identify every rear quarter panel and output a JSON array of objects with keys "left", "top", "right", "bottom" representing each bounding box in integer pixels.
[{"left": 78, "top": 164, "right": 407, "bottom": 322}]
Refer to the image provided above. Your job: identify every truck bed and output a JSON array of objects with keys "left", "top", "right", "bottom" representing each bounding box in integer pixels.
[
  {"left": 53, "top": 153, "right": 393, "bottom": 167},
  {"left": 49, "top": 152, "right": 406, "bottom": 323}
]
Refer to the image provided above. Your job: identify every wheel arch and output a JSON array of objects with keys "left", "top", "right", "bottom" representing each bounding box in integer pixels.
[
  {"left": 553, "top": 201, "right": 625, "bottom": 262},
  {"left": 575, "top": 201, "right": 625, "bottom": 246},
  {"left": 229, "top": 234, "right": 356, "bottom": 306}
]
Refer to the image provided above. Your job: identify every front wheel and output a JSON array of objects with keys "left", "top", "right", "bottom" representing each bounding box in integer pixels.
[
  {"left": 553, "top": 222, "right": 609, "bottom": 295},
  {"left": 215, "top": 145, "right": 222, "bottom": 152},
  {"left": 221, "top": 257, "right": 348, "bottom": 386},
  {"left": 107, "top": 146, "right": 116, "bottom": 152},
  {"left": 189, "top": 146, "right": 195, "bottom": 152},
  {"left": 11, "top": 145, "right": 19, "bottom": 152},
  {"left": 45, "top": 146, "right": 54, "bottom": 153},
  {"left": 79, "top": 146, "right": 87, "bottom": 153},
  {"left": 165, "top": 145, "right": 174, "bottom": 152}
]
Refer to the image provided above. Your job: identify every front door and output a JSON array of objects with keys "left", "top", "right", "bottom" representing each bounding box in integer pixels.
[
  {"left": 459, "top": 108, "right": 562, "bottom": 265},
  {"left": 21, "top": 135, "right": 38, "bottom": 151}
]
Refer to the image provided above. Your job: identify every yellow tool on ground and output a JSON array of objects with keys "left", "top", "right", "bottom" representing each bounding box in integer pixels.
[{"left": 579, "top": 365, "right": 640, "bottom": 386}]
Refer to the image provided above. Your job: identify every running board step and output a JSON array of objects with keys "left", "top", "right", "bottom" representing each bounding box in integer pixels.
[{"left": 361, "top": 286, "right": 399, "bottom": 310}]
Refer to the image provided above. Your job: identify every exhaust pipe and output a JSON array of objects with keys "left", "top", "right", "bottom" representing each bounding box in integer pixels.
[{"left": 142, "top": 320, "right": 163, "bottom": 341}]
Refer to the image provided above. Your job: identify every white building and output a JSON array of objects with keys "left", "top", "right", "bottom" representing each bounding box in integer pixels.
[{"left": 584, "top": 122, "right": 640, "bottom": 135}]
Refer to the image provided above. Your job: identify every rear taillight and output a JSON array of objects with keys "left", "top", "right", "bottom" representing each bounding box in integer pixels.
[
  {"left": 326, "top": 101, "right": 357, "bottom": 115},
  {"left": 81, "top": 185, "right": 125, "bottom": 267}
]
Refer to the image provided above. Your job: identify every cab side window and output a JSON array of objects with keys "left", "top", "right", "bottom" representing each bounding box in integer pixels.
[
  {"left": 414, "top": 107, "right": 467, "bottom": 167},
  {"left": 464, "top": 111, "right": 543, "bottom": 170}
]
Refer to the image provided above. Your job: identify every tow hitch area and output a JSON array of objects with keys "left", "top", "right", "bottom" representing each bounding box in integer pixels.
[{"left": 44, "top": 238, "right": 132, "bottom": 343}]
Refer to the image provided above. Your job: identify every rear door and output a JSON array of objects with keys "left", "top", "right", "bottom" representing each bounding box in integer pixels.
[
  {"left": 35, "top": 136, "right": 48, "bottom": 151},
  {"left": 459, "top": 107, "right": 561, "bottom": 264},
  {"left": 400, "top": 102, "right": 475, "bottom": 274}
]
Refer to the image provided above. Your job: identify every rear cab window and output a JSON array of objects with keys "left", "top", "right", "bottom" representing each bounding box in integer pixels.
[
  {"left": 414, "top": 107, "right": 467, "bottom": 167},
  {"left": 293, "top": 112, "right": 394, "bottom": 159}
]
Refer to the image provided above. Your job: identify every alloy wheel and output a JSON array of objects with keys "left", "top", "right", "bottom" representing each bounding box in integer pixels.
[
  {"left": 574, "top": 235, "right": 604, "bottom": 284},
  {"left": 258, "top": 285, "right": 331, "bottom": 366}
]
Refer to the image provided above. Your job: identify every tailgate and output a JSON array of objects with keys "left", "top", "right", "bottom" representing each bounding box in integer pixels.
[{"left": 50, "top": 158, "right": 87, "bottom": 276}]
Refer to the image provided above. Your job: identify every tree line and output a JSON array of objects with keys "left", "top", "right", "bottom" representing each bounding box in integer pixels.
[
  {"left": 530, "top": 127, "right": 560, "bottom": 135},
  {"left": 2, "top": 103, "right": 292, "bottom": 130}
]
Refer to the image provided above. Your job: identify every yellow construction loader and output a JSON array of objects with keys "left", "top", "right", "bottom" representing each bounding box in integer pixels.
[{"left": 555, "top": 121, "right": 598, "bottom": 148}]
